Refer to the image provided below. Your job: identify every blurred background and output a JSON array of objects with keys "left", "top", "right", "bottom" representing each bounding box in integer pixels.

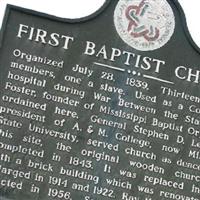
[{"left": 0, "top": 0, "right": 199, "bottom": 47}]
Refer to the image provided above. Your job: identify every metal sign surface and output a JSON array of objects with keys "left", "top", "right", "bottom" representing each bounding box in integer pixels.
[{"left": 0, "top": 0, "right": 200, "bottom": 199}]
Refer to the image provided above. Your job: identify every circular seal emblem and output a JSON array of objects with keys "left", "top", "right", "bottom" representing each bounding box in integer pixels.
[{"left": 114, "top": 0, "right": 175, "bottom": 51}]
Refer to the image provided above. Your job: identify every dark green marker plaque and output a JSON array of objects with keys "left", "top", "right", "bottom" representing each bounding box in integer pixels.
[{"left": 0, "top": 0, "right": 200, "bottom": 199}]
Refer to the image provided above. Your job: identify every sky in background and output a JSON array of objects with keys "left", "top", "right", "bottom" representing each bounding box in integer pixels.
[{"left": 0, "top": 0, "right": 199, "bottom": 47}]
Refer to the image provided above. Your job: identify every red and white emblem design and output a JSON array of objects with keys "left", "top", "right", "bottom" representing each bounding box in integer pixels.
[{"left": 114, "top": 0, "right": 175, "bottom": 51}]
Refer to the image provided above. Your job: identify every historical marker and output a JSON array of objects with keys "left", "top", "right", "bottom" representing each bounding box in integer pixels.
[{"left": 0, "top": 0, "right": 200, "bottom": 199}]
